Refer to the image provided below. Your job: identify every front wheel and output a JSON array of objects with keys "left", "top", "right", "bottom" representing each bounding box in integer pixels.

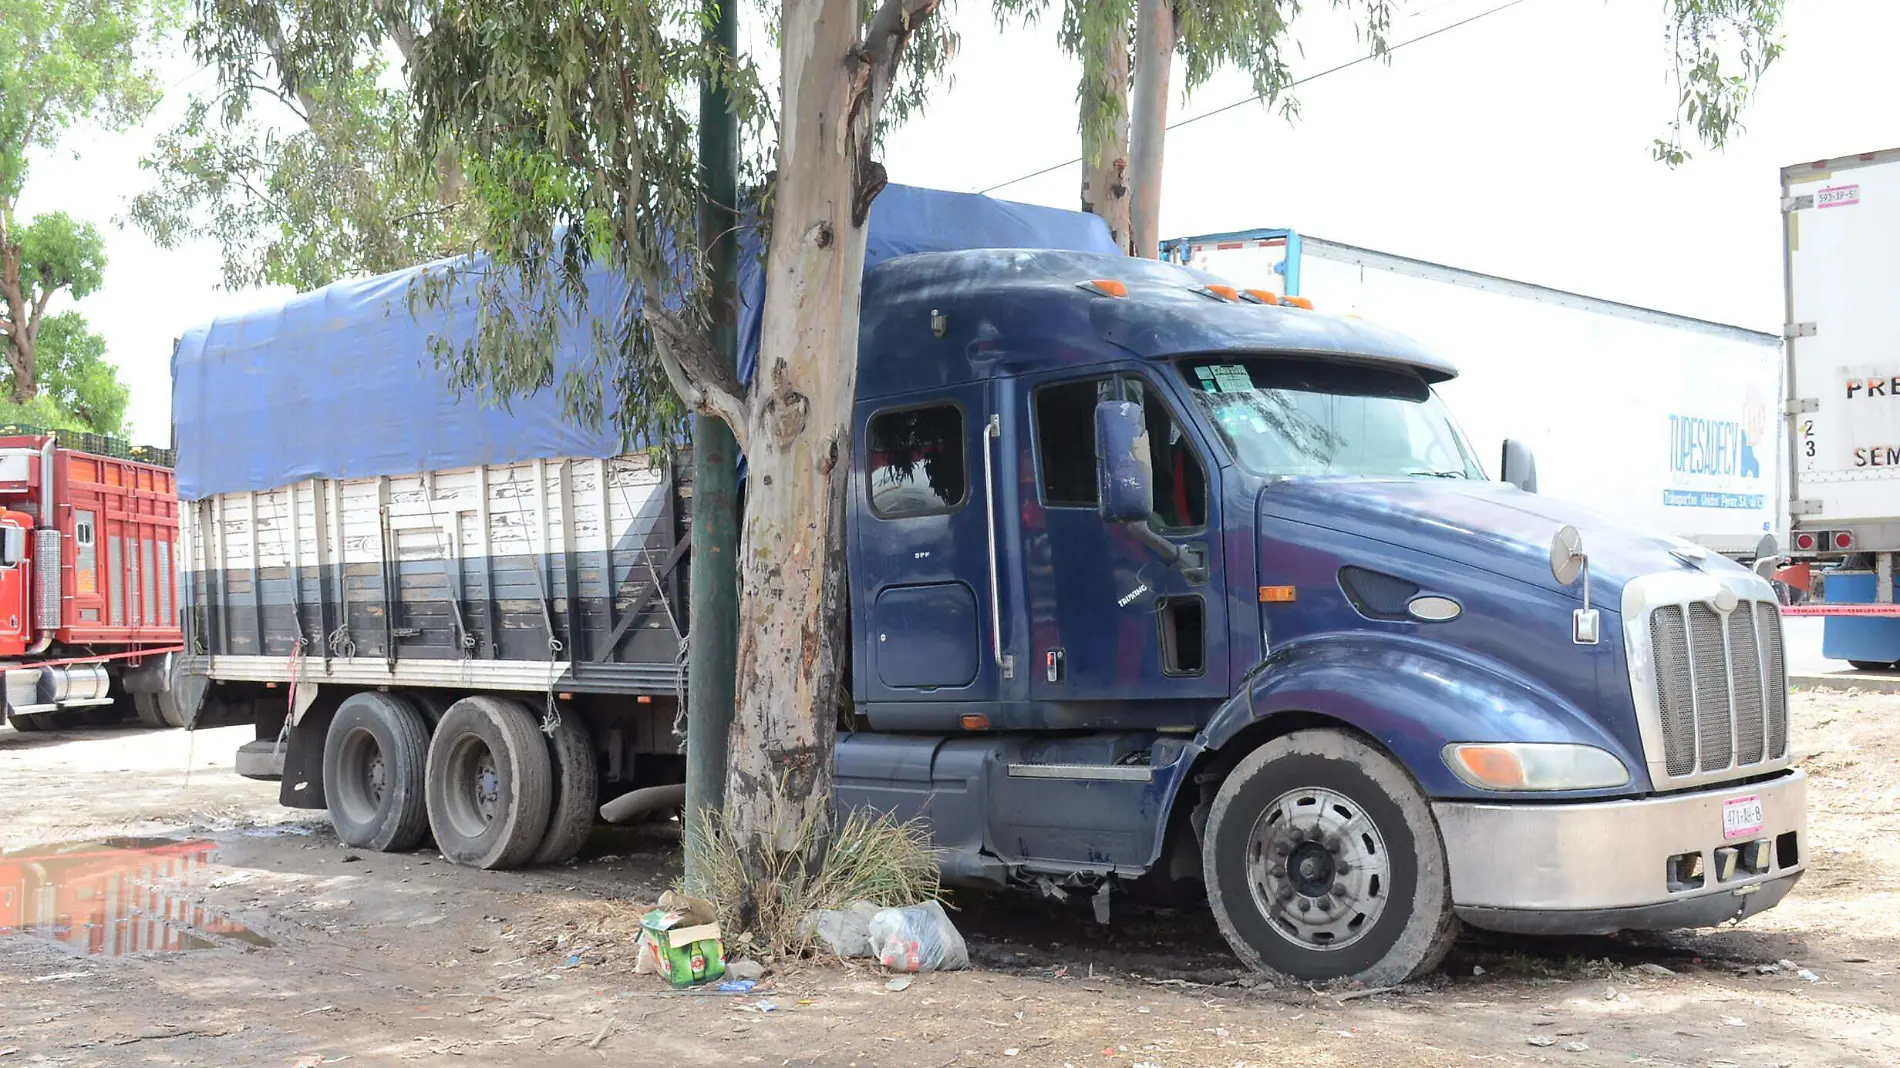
[{"left": 1203, "top": 729, "right": 1457, "bottom": 985}]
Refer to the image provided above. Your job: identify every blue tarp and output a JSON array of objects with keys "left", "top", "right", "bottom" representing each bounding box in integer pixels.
[
  {"left": 173, "top": 185, "right": 1119, "bottom": 501},
  {"left": 735, "top": 184, "right": 1120, "bottom": 386}
]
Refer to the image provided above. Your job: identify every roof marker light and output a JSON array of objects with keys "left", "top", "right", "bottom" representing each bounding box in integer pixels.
[
  {"left": 1205, "top": 284, "right": 1241, "bottom": 302},
  {"left": 1242, "top": 288, "right": 1278, "bottom": 304},
  {"left": 1080, "top": 279, "right": 1127, "bottom": 298},
  {"left": 1282, "top": 295, "right": 1315, "bottom": 310}
]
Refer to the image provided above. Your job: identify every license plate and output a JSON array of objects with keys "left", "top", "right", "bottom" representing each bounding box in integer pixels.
[{"left": 1723, "top": 795, "right": 1765, "bottom": 840}]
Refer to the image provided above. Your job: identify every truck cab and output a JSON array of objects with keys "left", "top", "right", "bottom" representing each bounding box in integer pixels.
[
  {"left": 834, "top": 249, "right": 1806, "bottom": 984},
  {"left": 0, "top": 430, "right": 184, "bottom": 731}
]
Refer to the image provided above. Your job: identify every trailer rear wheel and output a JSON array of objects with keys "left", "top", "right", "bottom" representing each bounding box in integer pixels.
[
  {"left": 425, "top": 696, "right": 554, "bottom": 870},
  {"left": 1203, "top": 729, "right": 1457, "bottom": 986},
  {"left": 529, "top": 707, "right": 598, "bottom": 866},
  {"left": 323, "top": 692, "right": 432, "bottom": 852},
  {"left": 132, "top": 693, "right": 169, "bottom": 729},
  {"left": 1848, "top": 660, "right": 1898, "bottom": 672},
  {"left": 134, "top": 691, "right": 187, "bottom": 729}
]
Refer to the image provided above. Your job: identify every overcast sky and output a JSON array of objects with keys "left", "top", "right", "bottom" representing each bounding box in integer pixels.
[{"left": 15, "top": 0, "right": 1898, "bottom": 443}]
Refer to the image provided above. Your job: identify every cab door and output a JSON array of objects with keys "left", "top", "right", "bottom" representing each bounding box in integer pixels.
[
  {"left": 1012, "top": 366, "right": 1230, "bottom": 724},
  {"left": 0, "top": 510, "right": 35, "bottom": 656}
]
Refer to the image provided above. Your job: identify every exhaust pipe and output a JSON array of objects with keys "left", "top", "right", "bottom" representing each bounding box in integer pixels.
[
  {"left": 37, "top": 438, "right": 54, "bottom": 527},
  {"left": 598, "top": 784, "right": 686, "bottom": 824},
  {"left": 26, "top": 439, "right": 56, "bottom": 654}
]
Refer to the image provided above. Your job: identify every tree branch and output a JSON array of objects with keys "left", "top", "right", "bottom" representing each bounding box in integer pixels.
[
  {"left": 847, "top": 0, "right": 942, "bottom": 224},
  {"left": 644, "top": 295, "right": 750, "bottom": 451},
  {"left": 255, "top": 6, "right": 319, "bottom": 119},
  {"left": 371, "top": 0, "right": 421, "bottom": 69},
  {"left": 863, "top": 0, "right": 943, "bottom": 76}
]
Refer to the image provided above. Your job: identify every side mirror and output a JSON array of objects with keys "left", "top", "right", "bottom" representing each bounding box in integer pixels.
[
  {"left": 1094, "top": 401, "right": 1154, "bottom": 524},
  {"left": 1094, "top": 400, "right": 1207, "bottom": 584},
  {"left": 1501, "top": 439, "right": 1538, "bottom": 493}
]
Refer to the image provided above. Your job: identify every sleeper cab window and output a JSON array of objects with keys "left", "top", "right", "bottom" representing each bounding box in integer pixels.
[{"left": 866, "top": 403, "right": 968, "bottom": 518}]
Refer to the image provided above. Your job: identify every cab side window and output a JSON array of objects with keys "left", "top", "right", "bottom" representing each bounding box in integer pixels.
[
  {"left": 1034, "top": 374, "right": 1207, "bottom": 530},
  {"left": 1034, "top": 378, "right": 1117, "bottom": 507},
  {"left": 866, "top": 404, "right": 967, "bottom": 518}
]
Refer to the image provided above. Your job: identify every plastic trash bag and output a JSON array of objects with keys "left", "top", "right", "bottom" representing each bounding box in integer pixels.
[
  {"left": 868, "top": 900, "right": 968, "bottom": 972},
  {"left": 799, "top": 900, "right": 881, "bottom": 958}
]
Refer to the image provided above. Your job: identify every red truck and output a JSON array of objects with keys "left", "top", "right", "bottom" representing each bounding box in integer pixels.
[{"left": 0, "top": 428, "right": 184, "bottom": 730}]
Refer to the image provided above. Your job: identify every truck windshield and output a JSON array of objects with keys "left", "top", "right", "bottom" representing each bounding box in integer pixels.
[{"left": 1179, "top": 356, "right": 1484, "bottom": 479}]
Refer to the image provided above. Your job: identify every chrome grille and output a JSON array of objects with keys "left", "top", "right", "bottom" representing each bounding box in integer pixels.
[
  {"left": 1645, "top": 596, "right": 1788, "bottom": 781},
  {"left": 1729, "top": 610, "right": 1765, "bottom": 764},
  {"left": 1759, "top": 602, "right": 1788, "bottom": 758},
  {"left": 1649, "top": 606, "right": 1696, "bottom": 776},
  {"left": 1688, "top": 604, "right": 1732, "bottom": 771}
]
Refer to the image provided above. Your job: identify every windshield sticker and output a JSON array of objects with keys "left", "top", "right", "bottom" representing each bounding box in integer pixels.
[
  {"left": 1194, "top": 366, "right": 1221, "bottom": 392},
  {"left": 1204, "top": 364, "right": 1254, "bottom": 393}
]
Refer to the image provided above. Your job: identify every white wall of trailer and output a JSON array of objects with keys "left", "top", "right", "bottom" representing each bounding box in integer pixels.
[
  {"left": 1784, "top": 149, "right": 1900, "bottom": 533},
  {"left": 180, "top": 454, "right": 675, "bottom": 689},
  {"left": 1181, "top": 239, "right": 1785, "bottom": 555}
]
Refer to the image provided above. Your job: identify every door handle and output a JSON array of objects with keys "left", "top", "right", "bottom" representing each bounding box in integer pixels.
[{"left": 980, "top": 414, "right": 1012, "bottom": 679}]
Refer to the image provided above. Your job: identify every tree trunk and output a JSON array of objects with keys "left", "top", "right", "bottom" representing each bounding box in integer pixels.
[
  {"left": 719, "top": 0, "right": 903, "bottom": 922},
  {"left": 1079, "top": 25, "right": 1132, "bottom": 254},
  {"left": 0, "top": 222, "right": 35, "bottom": 403},
  {"left": 1127, "top": 0, "right": 1176, "bottom": 259}
]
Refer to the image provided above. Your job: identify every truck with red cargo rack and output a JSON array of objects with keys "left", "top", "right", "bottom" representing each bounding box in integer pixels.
[{"left": 0, "top": 427, "right": 186, "bottom": 731}]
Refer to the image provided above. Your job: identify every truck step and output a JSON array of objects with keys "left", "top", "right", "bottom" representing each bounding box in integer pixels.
[{"left": 1005, "top": 763, "right": 1153, "bottom": 783}]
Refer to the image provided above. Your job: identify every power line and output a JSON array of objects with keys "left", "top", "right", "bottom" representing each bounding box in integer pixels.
[{"left": 977, "top": 0, "right": 1543, "bottom": 195}]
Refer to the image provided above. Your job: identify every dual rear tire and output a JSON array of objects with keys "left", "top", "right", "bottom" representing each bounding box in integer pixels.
[
  {"left": 132, "top": 690, "right": 186, "bottom": 729},
  {"left": 321, "top": 692, "right": 597, "bottom": 869}
]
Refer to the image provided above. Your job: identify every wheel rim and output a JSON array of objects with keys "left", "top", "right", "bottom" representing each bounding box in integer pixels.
[
  {"left": 334, "top": 727, "right": 387, "bottom": 825},
  {"left": 441, "top": 733, "right": 502, "bottom": 840},
  {"left": 1245, "top": 786, "right": 1391, "bottom": 952}
]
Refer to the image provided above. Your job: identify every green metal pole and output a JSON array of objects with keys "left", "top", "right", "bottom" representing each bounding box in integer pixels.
[{"left": 684, "top": 0, "right": 741, "bottom": 888}]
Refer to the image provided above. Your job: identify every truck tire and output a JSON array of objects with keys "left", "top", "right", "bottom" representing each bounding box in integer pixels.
[
  {"left": 132, "top": 692, "right": 170, "bottom": 729},
  {"left": 7, "top": 712, "right": 45, "bottom": 732},
  {"left": 1847, "top": 660, "right": 1897, "bottom": 672},
  {"left": 529, "top": 707, "right": 598, "bottom": 866},
  {"left": 1202, "top": 729, "right": 1457, "bottom": 986},
  {"left": 404, "top": 690, "right": 454, "bottom": 730},
  {"left": 322, "top": 692, "right": 432, "bottom": 853},
  {"left": 425, "top": 696, "right": 554, "bottom": 870},
  {"left": 134, "top": 690, "right": 187, "bottom": 729}
]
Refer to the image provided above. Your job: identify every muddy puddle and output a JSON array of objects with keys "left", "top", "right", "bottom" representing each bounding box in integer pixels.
[{"left": 0, "top": 836, "right": 272, "bottom": 956}]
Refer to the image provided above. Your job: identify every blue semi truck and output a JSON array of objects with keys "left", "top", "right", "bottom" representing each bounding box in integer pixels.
[{"left": 174, "top": 186, "right": 1805, "bottom": 983}]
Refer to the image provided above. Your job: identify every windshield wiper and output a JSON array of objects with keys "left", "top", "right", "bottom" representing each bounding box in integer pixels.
[{"left": 1401, "top": 468, "right": 1467, "bottom": 479}]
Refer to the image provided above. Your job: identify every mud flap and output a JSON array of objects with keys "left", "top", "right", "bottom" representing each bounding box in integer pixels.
[
  {"left": 162, "top": 654, "right": 210, "bottom": 728},
  {"left": 277, "top": 693, "right": 339, "bottom": 810}
]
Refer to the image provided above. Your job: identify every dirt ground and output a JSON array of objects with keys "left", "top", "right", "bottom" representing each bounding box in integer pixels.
[{"left": 0, "top": 688, "right": 1896, "bottom": 1067}]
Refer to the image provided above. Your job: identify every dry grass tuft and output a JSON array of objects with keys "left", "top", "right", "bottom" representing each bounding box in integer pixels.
[{"left": 687, "top": 805, "right": 940, "bottom": 958}]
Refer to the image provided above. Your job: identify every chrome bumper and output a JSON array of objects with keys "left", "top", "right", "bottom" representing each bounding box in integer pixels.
[{"left": 1434, "top": 770, "right": 1806, "bottom": 935}]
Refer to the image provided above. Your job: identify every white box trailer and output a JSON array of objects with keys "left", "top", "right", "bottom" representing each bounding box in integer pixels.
[
  {"left": 1161, "top": 230, "right": 1785, "bottom": 559},
  {"left": 1778, "top": 147, "right": 1900, "bottom": 662}
]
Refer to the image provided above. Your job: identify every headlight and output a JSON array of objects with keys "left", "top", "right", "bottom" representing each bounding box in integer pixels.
[{"left": 1442, "top": 742, "right": 1630, "bottom": 791}]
